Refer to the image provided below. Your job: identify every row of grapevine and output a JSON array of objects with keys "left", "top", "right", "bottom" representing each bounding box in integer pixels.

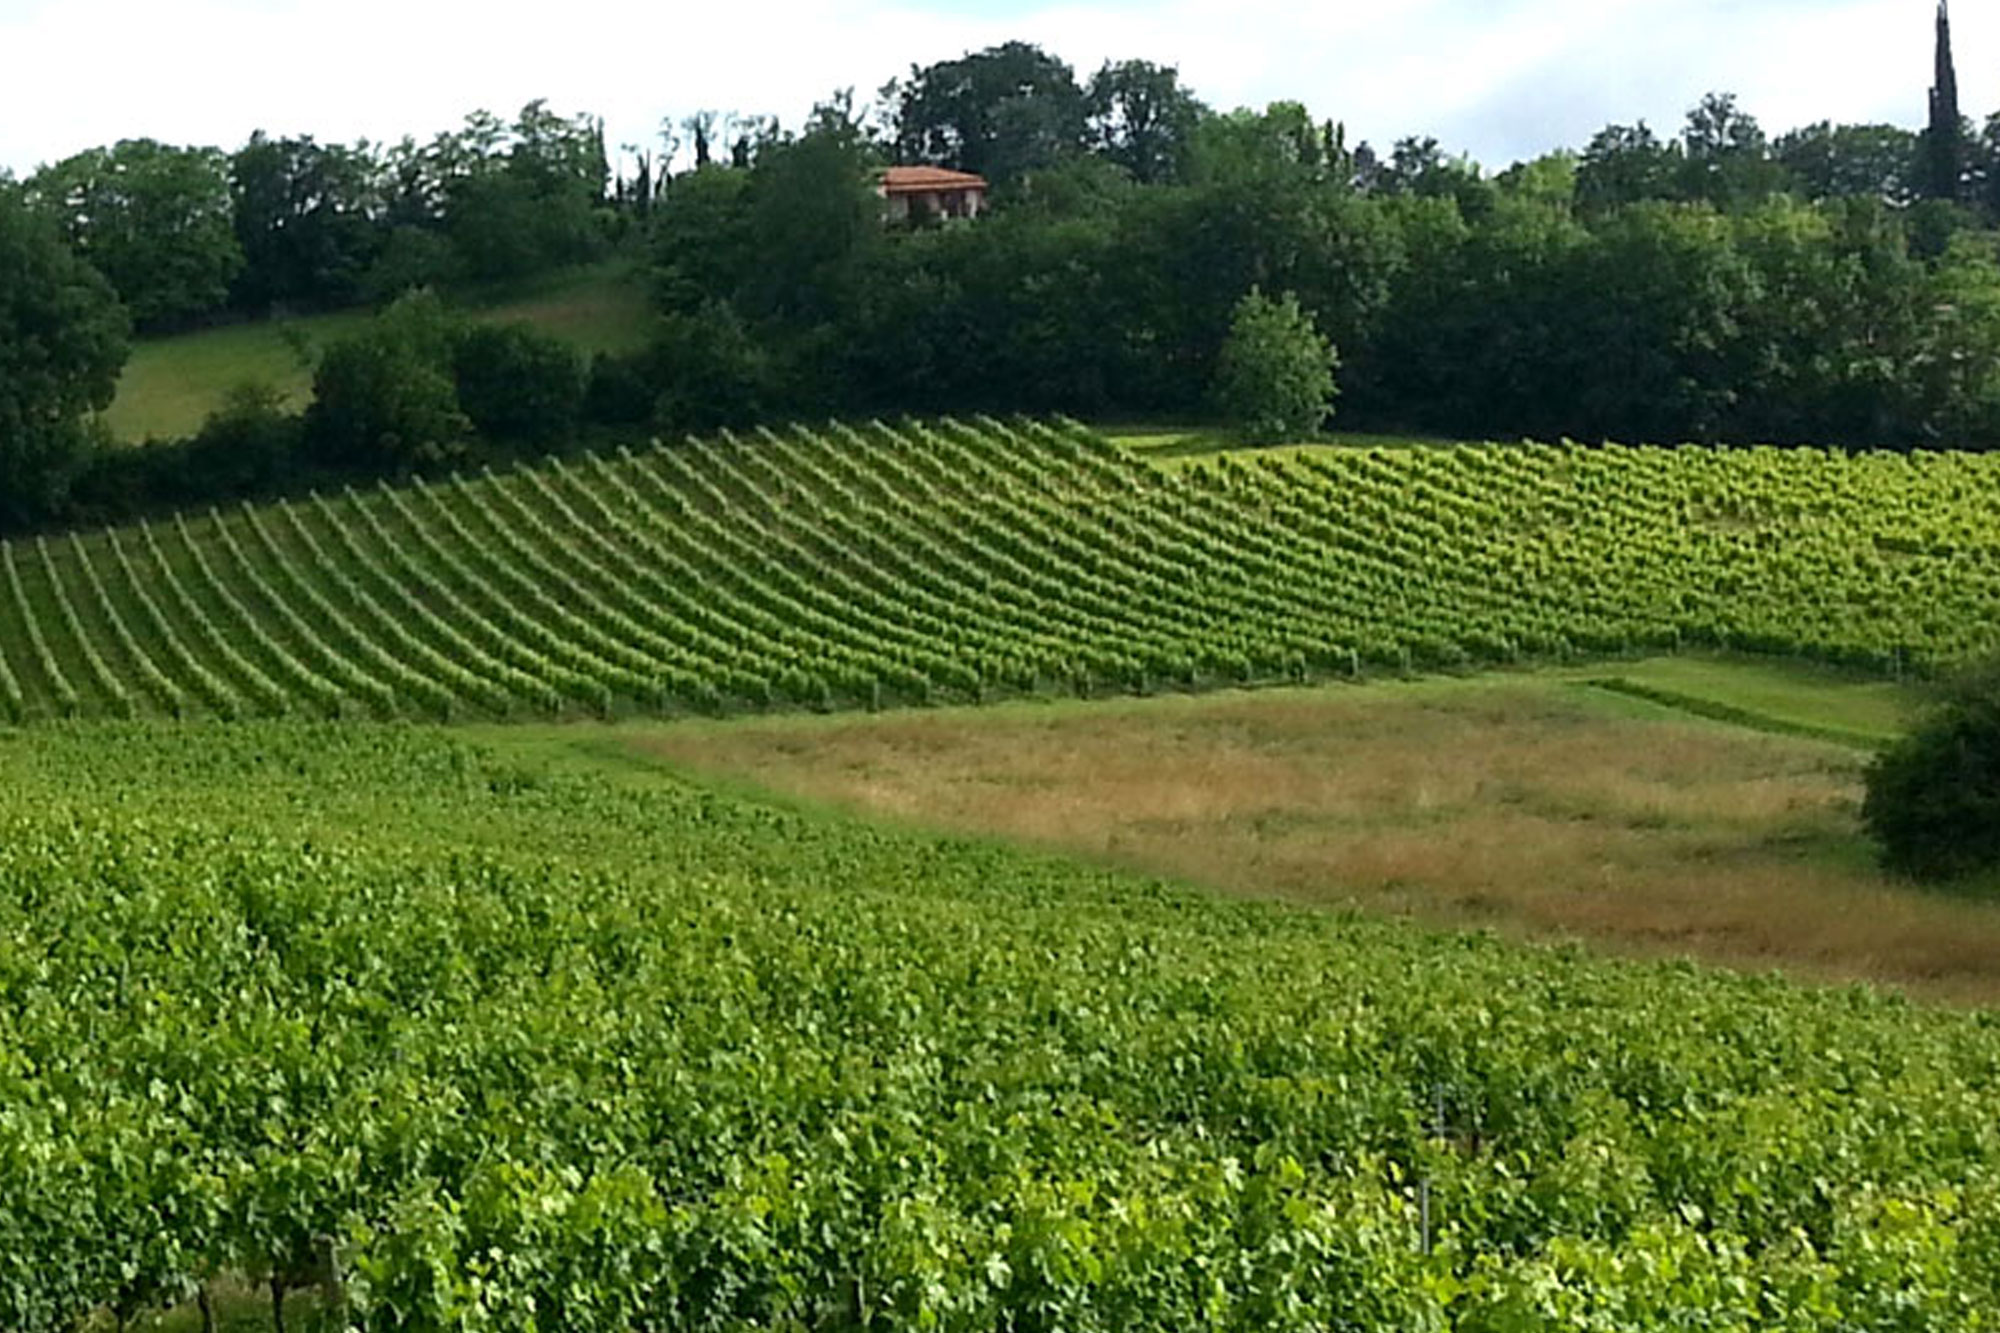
[
  {"left": 1, "top": 422, "right": 1996, "bottom": 722},
  {"left": 3, "top": 722, "right": 1999, "bottom": 1327}
]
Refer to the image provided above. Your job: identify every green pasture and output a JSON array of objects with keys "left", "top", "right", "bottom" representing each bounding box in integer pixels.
[{"left": 101, "top": 262, "right": 653, "bottom": 443}]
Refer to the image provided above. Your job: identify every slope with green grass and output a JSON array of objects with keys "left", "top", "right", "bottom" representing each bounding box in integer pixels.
[
  {"left": 102, "top": 263, "right": 652, "bottom": 442},
  {"left": 1578, "top": 656, "right": 1914, "bottom": 747},
  {"left": 2, "top": 420, "right": 1997, "bottom": 725}
]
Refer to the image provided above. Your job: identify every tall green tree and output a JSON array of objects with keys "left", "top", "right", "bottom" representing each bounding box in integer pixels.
[
  {"left": 1575, "top": 122, "right": 1681, "bottom": 210},
  {"left": 1085, "top": 60, "right": 1207, "bottom": 185},
  {"left": 1354, "top": 193, "right": 1585, "bottom": 437},
  {"left": 303, "top": 291, "right": 470, "bottom": 472},
  {"left": 1189, "top": 102, "right": 1353, "bottom": 190},
  {"left": 1495, "top": 152, "right": 1578, "bottom": 207},
  {"left": 737, "top": 99, "right": 883, "bottom": 328},
  {"left": 883, "top": 42, "right": 1086, "bottom": 185},
  {"left": 229, "top": 132, "right": 381, "bottom": 311},
  {"left": 27, "top": 139, "right": 243, "bottom": 329},
  {"left": 1773, "top": 122, "right": 1919, "bottom": 204},
  {"left": 1923, "top": 0, "right": 1964, "bottom": 203},
  {"left": 1677, "top": 93, "right": 1787, "bottom": 208},
  {"left": 1562, "top": 203, "right": 1753, "bottom": 442},
  {"left": 1974, "top": 113, "right": 2000, "bottom": 222},
  {"left": 1372, "top": 136, "right": 1495, "bottom": 216},
  {"left": 642, "top": 97, "right": 882, "bottom": 414},
  {"left": 650, "top": 164, "right": 755, "bottom": 315},
  {"left": 1725, "top": 196, "right": 1923, "bottom": 444},
  {"left": 1904, "top": 232, "right": 2000, "bottom": 443},
  {"left": 443, "top": 101, "right": 610, "bottom": 281},
  {"left": 0, "top": 191, "right": 128, "bottom": 528},
  {"left": 1210, "top": 286, "right": 1338, "bottom": 443}
]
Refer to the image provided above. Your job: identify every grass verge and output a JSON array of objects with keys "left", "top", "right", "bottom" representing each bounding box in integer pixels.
[{"left": 1571, "top": 654, "right": 1913, "bottom": 745}]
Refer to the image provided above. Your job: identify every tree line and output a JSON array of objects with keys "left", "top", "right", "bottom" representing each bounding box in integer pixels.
[
  {"left": 638, "top": 56, "right": 2000, "bottom": 449},
  {"left": 4, "top": 100, "right": 610, "bottom": 332},
  {"left": 10, "top": 34, "right": 2000, "bottom": 532}
]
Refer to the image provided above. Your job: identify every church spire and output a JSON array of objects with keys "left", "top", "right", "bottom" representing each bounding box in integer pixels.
[{"left": 1926, "top": 0, "right": 1963, "bottom": 201}]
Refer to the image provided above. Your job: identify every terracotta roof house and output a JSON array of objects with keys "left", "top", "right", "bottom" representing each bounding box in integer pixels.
[{"left": 879, "top": 166, "right": 988, "bottom": 223}]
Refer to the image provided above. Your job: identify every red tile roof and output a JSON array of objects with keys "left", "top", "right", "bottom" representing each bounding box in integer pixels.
[{"left": 881, "top": 166, "right": 989, "bottom": 193}]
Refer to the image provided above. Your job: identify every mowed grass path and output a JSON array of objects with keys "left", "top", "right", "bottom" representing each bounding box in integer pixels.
[
  {"left": 631, "top": 662, "right": 2000, "bottom": 1005},
  {"left": 103, "top": 262, "right": 652, "bottom": 442}
]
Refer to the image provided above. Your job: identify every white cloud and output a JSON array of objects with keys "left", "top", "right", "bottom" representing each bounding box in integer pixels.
[{"left": 1, "top": 0, "right": 1993, "bottom": 176}]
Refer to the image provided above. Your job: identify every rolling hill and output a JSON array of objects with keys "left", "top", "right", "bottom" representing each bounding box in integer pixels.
[{"left": 3, "top": 420, "right": 1999, "bottom": 725}]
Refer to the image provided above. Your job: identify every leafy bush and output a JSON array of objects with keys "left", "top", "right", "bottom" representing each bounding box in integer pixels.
[
  {"left": 303, "top": 291, "right": 471, "bottom": 471},
  {"left": 650, "top": 300, "right": 780, "bottom": 431},
  {"left": 583, "top": 350, "right": 655, "bottom": 426},
  {"left": 1210, "top": 286, "right": 1339, "bottom": 445},
  {"left": 109, "top": 382, "right": 303, "bottom": 508},
  {"left": 452, "top": 322, "right": 585, "bottom": 449},
  {"left": 176, "top": 382, "right": 304, "bottom": 495},
  {"left": 1863, "top": 656, "right": 2000, "bottom": 880}
]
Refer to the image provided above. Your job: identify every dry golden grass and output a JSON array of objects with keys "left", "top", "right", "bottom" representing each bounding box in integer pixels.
[{"left": 635, "top": 680, "right": 2000, "bottom": 1006}]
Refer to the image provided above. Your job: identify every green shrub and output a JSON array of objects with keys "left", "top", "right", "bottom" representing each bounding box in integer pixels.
[
  {"left": 583, "top": 350, "right": 655, "bottom": 426},
  {"left": 1209, "top": 287, "right": 1339, "bottom": 445},
  {"left": 180, "top": 382, "right": 304, "bottom": 494},
  {"left": 649, "top": 300, "right": 780, "bottom": 431},
  {"left": 303, "top": 291, "right": 471, "bottom": 471},
  {"left": 1863, "top": 656, "right": 2000, "bottom": 881},
  {"left": 452, "top": 322, "right": 585, "bottom": 449}
]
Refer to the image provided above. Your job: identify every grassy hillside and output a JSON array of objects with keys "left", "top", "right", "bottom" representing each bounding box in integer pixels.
[
  {"left": 101, "top": 262, "right": 653, "bottom": 442},
  {"left": 6, "top": 719, "right": 2000, "bottom": 1327},
  {"left": 1, "top": 420, "right": 1997, "bottom": 725},
  {"left": 634, "top": 667, "right": 2000, "bottom": 1006}
]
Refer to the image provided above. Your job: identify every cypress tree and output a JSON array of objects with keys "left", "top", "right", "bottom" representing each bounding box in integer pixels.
[{"left": 1925, "top": 0, "right": 1963, "bottom": 202}]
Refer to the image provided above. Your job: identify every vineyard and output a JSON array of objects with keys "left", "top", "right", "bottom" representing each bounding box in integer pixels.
[
  {"left": 1, "top": 721, "right": 1997, "bottom": 1329},
  {"left": 1, "top": 420, "right": 1997, "bottom": 724}
]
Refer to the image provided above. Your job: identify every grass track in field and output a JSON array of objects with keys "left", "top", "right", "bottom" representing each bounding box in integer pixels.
[
  {"left": 102, "top": 261, "right": 653, "bottom": 442},
  {"left": 1586, "top": 654, "right": 1914, "bottom": 741},
  {"left": 624, "top": 663, "right": 2000, "bottom": 1007},
  {"left": 1097, "top": 421, "right": 1466, "bottom": 468}
]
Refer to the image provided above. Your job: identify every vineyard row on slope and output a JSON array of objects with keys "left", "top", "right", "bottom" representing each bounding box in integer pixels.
[{"left": 0, "top": 420, "right": 1994, "bottom": 723}]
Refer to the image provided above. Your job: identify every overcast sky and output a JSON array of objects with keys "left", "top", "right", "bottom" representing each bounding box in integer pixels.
[{"left": 2, "top": 0, "right": 1995, "bottom": 178}]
